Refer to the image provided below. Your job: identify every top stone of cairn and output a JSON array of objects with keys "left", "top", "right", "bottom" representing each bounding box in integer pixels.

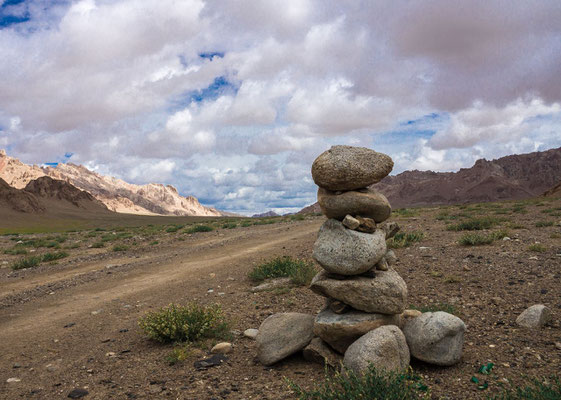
[{"left": 312, "top": 145, "right": 393, "bottom": 191}]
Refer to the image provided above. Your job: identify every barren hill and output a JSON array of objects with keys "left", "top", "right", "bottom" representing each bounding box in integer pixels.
[
  {"left": 0, "top": 177, "right": 45, "bottom": 213},
  {"left": 300, "top": 146, "right": 561, "bottom": 211},
  {"left": 0, "top": 150, "right": 223, "bottom": 217}
]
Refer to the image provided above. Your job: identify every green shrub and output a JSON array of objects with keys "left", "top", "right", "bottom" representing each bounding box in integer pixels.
[
  {"left": 91, "top": 241, "right": 105, "bottom": 248},
  {"left": 290, "top": 214, "right": 305, "bottom": 221},
  {"left": 184, "top": 225, "right": 214, "bottom": 234},
  {"left": 446, "top": 216, "right": 504, "bottom": 231},
  {"left": 222, "top": 222, "right": 237, "bottom": 229},
  {"left": 3, "top": 248, "right": 28, "bottom": 255},
  {"left": 528, "top": 244, "right": 546, "bottom": 252},
  {"left": 248, "top": 256, "right": 317, "bottom": 286},
  {"left": 42, "top": 251, "right": 69, "bottom": 262},
  {"left": 11, "top": 256, "right": 42, "bottom": 270},
  {"left": 411, "top": 303, "right": 456, "bottom": 315},
  {"left": 112, "top": 244, "right": 129, "bottom": 252},
  {"left": 138, "top": 303, "right": 229, "bottom": 344},
  {"left": 492, "top": 377, "right": 561, "bottom": 400},
  {"left": 150, "top": 240, "right": 159, "bottom": 245},
  {"left": 535, "top": 221, "right": 554, "bottom": 227},
  {"left": 166, "top": 225, "right": 184, "bottom": 233},
  {"left": 64, "top": 243, "right": 80, "bottom": 249},
  {"left": 458, "top": 233, "right": 494, "bottom": 246},
  {"left": 392, "top": 208, "right": 419, "bottom": 218},
  {"left": 387, "top": 231, "right": 424, "bottom": 248},
  {"left": 240, "top": 221, "right": 252, "bottom": 227},
  {"left": 289, "top": 365, "right": 429, "bottom": 400}
]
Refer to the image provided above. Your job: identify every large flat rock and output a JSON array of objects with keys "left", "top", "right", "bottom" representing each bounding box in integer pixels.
[
  {"left": 310, "top": 269, "right": 407, "bottom": 314},
  {"left": 314, "top": 308, "right": 400, "bottom": 353},
  {"left": 317, "top": 188, "right": 391, "bottom": 223},
  {"left": 313, "top": 219, "right": 386, "bottom": 276},
  {"left": 312, "top": 145, "right": 394, "bottom": 191}
]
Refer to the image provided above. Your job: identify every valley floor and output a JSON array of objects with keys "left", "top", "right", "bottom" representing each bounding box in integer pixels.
[{"left": 0, "top": 199, "right": 560, "bottom": 399}]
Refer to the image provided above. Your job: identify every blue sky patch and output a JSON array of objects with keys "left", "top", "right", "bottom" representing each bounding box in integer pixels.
[
  {"left": 171, "top": 76, "right": 238, "bottom": 110},
  {"left": 199, "top": 51, "right": 224, "bottom": 60}
]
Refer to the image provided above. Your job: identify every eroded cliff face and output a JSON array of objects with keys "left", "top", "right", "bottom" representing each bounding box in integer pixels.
[{"left": 0, "top": 150, "right": 222, "bottom": 217}]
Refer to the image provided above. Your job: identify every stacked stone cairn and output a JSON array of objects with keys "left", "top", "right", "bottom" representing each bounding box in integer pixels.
[{"left": 256, "top": 145, "right": 466, "bottom": 374}]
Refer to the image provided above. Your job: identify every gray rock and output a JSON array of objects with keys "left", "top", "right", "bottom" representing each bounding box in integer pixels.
[
  {"left": 251, "top": 277, "right": 292, "bottom": 292},
  {"left": 243, "top": 328, "right": 259, "bottom": 339},
  {"left": 355, "top": 216, "right": 377, "bottom": 233},
  {"left": 343, "top": 326, "right": 410, "bottom": 374},
  {"left": 317, "top": 188, "right": 391, "bottom": 223},
  {"left": 381, "top": 221, "right": 400, "bottom": 239},
  {"left": 303, "top": 337, "right": 343, "bottom": 369},
  {"left": 385, "top": 249, "right": 397, "bottom": 266},
  {"left": 516, "top": 305, "right": 551, "bottom": 328},
  {"left": 312, "top": 145, "right": 394, "bottom": 191},
  {"left": 310, "top": 269, "right": 407, "bottom": 314},
  {"left": 403, "top": 311, "right": 465, "bottom": 366},
  {"left": 313, "top": 219, "right": 386, "bottom": 276},
  {"left": 398, "top": 309, "right": 422, "bottom": 329},
  {"left": 314, "top": 308, "right": 400, "bottom": 353},
  {"left": 376, "top": 257, "right": 389, "bottom": 271},
  {"left": 328, "top": 300, "right": 351, "bottom": 314},
  {"left": 342, "top": 215, "right": 360, "bottom": 230},
  {"left": 256, "top": 313, "right": 314, "bottom": 366}
]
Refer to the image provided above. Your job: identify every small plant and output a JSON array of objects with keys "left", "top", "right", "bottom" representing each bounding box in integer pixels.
[
  {"left": 41, "top": 251, "right": 69, "bottom": 262},
  {"left": 184, "top": 225, "right": 214, "bottom": 234},
  {"left": 411, "top": 303, "right": 456, "bottom": 315},
  {"left": 166, "top": 225, "right": 184, "bottom": 233},
  {"left": 288, "top": 365, "right": 429, "bottom": 400},
  {"left": 112, "top": 244, "right": 129, "bottom": 252},
  {"left": 91, "top": 241, "right": 105, "bottom": 248},
  {"left": 386, "top": 231, "right": 424, "bottom": 248},
  {"left": 165, "top": 345, "right": 192, "bottom": 365},
  {"left": 3, "top": 248, "right": 28, "bottom": 255},
  {"left": 392, "top": 208, "right": 419, "bottom": 218},
  {"left": 11, "top": 256, "right": 42, "bottom": 270},
  {"left": 443, "top": 275, "right": 461, "bottom": 283},
  {"left": 491, "top": 376, "right": 561, "bottom": 400},
  {"left": 290, "top": 214, "right": 305, "bottom": 221},
  {"left": 446, "top": 216, "right": 504, "bottom": 231},
  {"left": 240, "top": 221, "right": 252, "bottom": 227},
  {"left": 458, "top": 233, "right": 494, "bottom": 246},
  {"left": 535, "top": 221, "right": 554, "bottom": 227},
  {"left": 64, "top": 243, "right": 80, "bottom": 249},
  {"left": 150, "top": 240, "right": 159, "bottom": 245},
  {"left": 138, "top": 303, "right": 229, "bottom": 344},
  {"left": 551, "top": 233, "right": 561, "bottom": 239},
  {"left": 528, "top": 243, "right": 546, "bottom": 252},
  {"left": 222, "top": 222, "right": 237, "bottom": 229},
  {"left": 248, "top": 256, "right": 317, "bottom": 286}
]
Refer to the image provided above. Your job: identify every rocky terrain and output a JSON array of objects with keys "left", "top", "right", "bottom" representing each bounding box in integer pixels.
[
  {"left": 300, "top": 147, "right": 561, "bottom": 212},
  {"left": 0, "top": 150, "right": 222, "bottom": 217}
]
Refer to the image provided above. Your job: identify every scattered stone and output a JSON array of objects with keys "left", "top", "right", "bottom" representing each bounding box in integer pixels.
[
  {"left": 251, "top": 277, "right": 292, "bottom": 293},
  {"left": 516, "top": 305, "right": 551, "bottom": 328},
  {"left": 344, "top": 326, "right": 409, "bottom": 374},
  {"left": 312, "top": 145, "right": 394, "bottom": 191},
  {"left": 63, "top": 322, "right": 76, "bottom": 328},
  {"left": 385, "top": 249, "right": 397, "bottom": 266},
  {"left": 399, "top": 309, "right": 422, "bottom": 328},
  {"left": 303, "top": 337, "right": 343, "bottom": 369},
  {"left": 355, "top": 216, "right": 377, "bottom": 233},
  {"left": 555, "top": 342, "right": 561, "bottom": 350},
  {"left": 67, "top": 388, "right": 89, "bottom": 398},
  {"left": 376, "top": 257, "right": 389, "bottom": 271},
  {"left": 6, "top": 378, "right": 21, "bottom": 383},
  {"left": 313, "top": 219, "right": 386, "bottom": 275},
  {"left": 211, "top": 342, "right": 233, "bottom": 354},
  {"left": 311, "top": 269, "right": 407, "bottom": 314},
  {"left": 12, "top": 363, "right": 21, "bottom": 369},
  {"left": 317, "top": 188, "right": 391, "bottom": 223},
  {"left": 403, "top": 311, "right": 465, "bottom": 366},
  {"left": 342, "top": 215, "right": 360, "bottom": 230},
  {"left": 194, "top": 354, "right": 228, "bottom": 370},
  {"left": 328, "top": 300, "right": 350, "bottom": 314},
  {"left": 381, "top": 222, "right": 400, "bottom": 239},
  {"left": 243, "top": 329, "right": 259, "bottom": 339},
  {"left": 502, "top": 236, "right": 511, "bottom": 241},
  {"left": 314, "top": 308, "right": 400, "bottom": 353},
  {"left": 256, "top": 313, "right": 314, "bottom": 366}
]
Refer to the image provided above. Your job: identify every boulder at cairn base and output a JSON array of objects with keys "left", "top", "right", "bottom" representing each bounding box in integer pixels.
[
  {"left": 314, "top": 308, "right": 400, "bottom": 353},
  {"left": 317, "top": 188, "right": 391, "bottom": 223},
  {"left": 403, "top": 311, "right": 465, "bottom": 366},
  {"left": 516, "top": 305, "right": 551, "bottom": 328},
  {"left": 312, "top": 145, "right": 394, "bottom": 191},
  {"left": 343, "top": 325, "right": 410, "bottom": 374},
  {"left": 310, "top": 269, "right": 407, "bottom": 314},
  {"left": 303, "top": 337, "right": 343, "bottom": 369},
  {"left": 256, "top": 313, "right": 314, "bottom": 366},
  {"left": 313, "top": 219, "right": 386, "bottom": 276}
]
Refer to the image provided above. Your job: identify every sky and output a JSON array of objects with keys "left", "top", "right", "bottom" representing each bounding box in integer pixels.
[{"left": 1, "top": 0, "right": 560, "bottom": 215}]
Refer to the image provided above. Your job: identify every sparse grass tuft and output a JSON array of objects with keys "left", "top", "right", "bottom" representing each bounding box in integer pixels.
[
  {"left": 3, "top": 248, "right": 28, "bottom": 255},
  {"left": 491, "top": 376, "right": 561, "bottom": 400},
  {"left": 91, "top": 241, "right": 105, "bottom": 248},
  {"left": 11, "top": 256, "right": 42, "bottom": 270},
  {"left": 387, "top": 231, "right": 424, "bottom": 248},
  {"left": 248, "top": 256, "right": 317, "bottom": 286},
  {"left": 41, "top": 251, "right": 69, "bottom": 262},
  {"left": 288, "top": 365, "right": 429, "bottom": 400},
  {"left": 535, "top": 221, "right": 554, "bottom": 227},
  {"left": 184, "top": 225, "right": 214, "bottom": 234},
  {"left": 222, "top": 222, "right": 237, "bottom": 229},
  {"left": 166, "top": 225, "right": 184, "bottom": 233},
  {"left": 112, "top": 244, "right": 129, "bottom": 252},
  {"left": 138, "top": 303, "right": 229, "bottom": 344},
  {"left": 528, "top": 243, "right": 546, "bottom": 252},
  {"left": 392, "top": 208, "right": 419, "bottom": 218},
  {"left": 458, "top": 232, "right": 500, "bottom": 246},
  {"left": 411, "top": 303, "right": 456, "bottom": 315},
  {"left": 446, "top": 216, "right": 504, "bottom": 231}
]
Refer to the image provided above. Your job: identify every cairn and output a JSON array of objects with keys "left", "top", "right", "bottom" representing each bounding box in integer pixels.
[{"left": 256, "top": 145, "right": 465, "bottom": 372}]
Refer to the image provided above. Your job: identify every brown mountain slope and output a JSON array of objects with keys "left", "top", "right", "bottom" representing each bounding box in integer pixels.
[
  {"left": 543, "top": 182, "right": 561, "bottom": 197},
  {"left": 299, "top": 146, "right": 561, "bottom": 211},
  {"left": 0, "top": 177, "right": 45, "bottom": 213}
]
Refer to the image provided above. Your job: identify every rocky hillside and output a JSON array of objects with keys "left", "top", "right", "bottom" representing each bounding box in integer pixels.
[
  {"left": 0, "top": 177, "right": 45, "bottom": 213},
  {"left": 300, "top": 147, "right": 561, "bottom": 211},
  {"left": 543, "top": 182, "right": 561, "bottom": 197},
  {"left": 0, "top": 150, "right": 222, "bottom": 217}
]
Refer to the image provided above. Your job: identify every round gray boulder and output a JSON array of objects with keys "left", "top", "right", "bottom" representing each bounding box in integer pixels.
[
  {"left": 310, "top": 269, "right": 407, "bottom": 314},
  {"left": 313, "top": 219, "right": 386, "bottom": 275},
  {"left": 314, "top": 308, "right": 400, "bottom": 353},
  {"left": 317, "top": 188, "right": 391, "bottom": 223},
  {"left": 312, "top": 145, "right": 394, "bottom": 191},
  {"left": 256, "top": 313, "right": 314, "bottom": 366},
  {"left": 516, "top": 304, "right": 551, "bottom": 328},
  {"left": 403, "top": 311, "right": 465, "bottom": 366},
  {"left": 343, "top": 325, "right": 410, "bottom": 374}
]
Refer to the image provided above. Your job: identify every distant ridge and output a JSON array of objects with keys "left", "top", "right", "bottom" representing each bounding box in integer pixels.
[
  {"left": 251, "top": 211, "right": 279, "bottom": 218},
  {"left": 298, "top": 147, "right": 561, "bottom": 212},
  {"left": 0, "top": 150, "right": 226, "bottom": 217}
]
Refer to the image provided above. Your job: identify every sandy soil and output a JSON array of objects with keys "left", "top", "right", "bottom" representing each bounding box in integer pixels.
[{"left": 0, "top": 199, "right": 560, "bottom": 399}]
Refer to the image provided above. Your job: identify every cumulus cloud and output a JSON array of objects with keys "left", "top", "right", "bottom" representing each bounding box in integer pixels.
[{"left": 1, "top": 0, "right": 561, "bottom": 214}]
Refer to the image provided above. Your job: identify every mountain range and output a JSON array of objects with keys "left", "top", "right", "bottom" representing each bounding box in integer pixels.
[
  {"left": 0, "top": 150, "right": 223, "bottom": 217},
  {"left": 299, "top": 146, "right": 561, "bottom": 212}
]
